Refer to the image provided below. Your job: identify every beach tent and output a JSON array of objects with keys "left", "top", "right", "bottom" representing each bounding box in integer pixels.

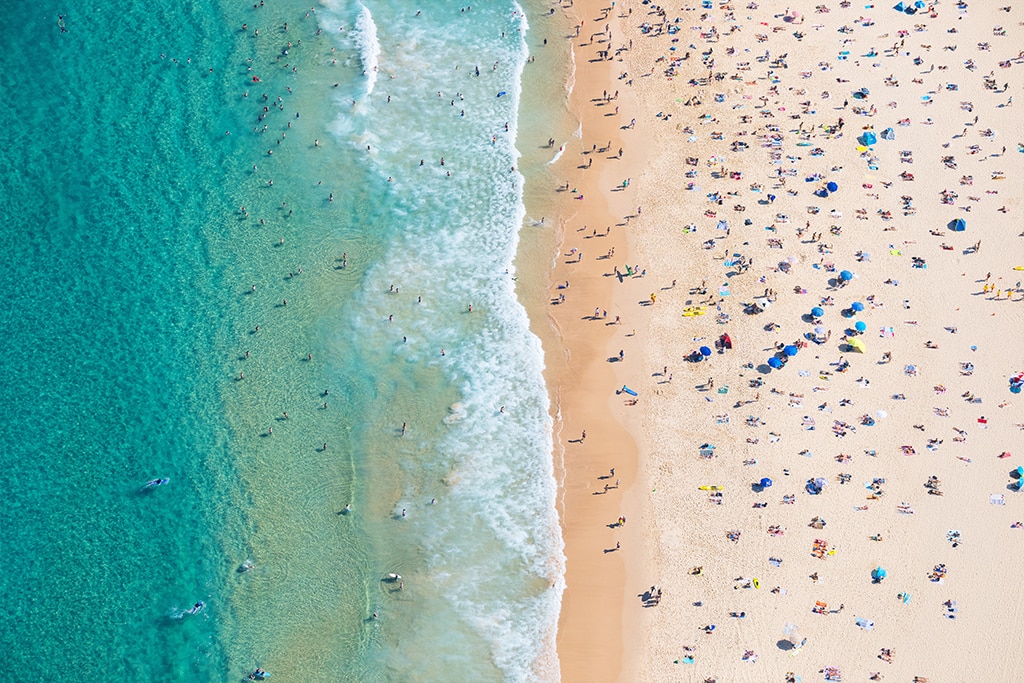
[
  {"left": 893, "top": 1, "right": 906, "bottom": 10},
  {"left": 760, "top": 477, "right": 773, "bottom": 488},
  {"left": 949, "top": 218, "right": 966, "bottom": 232},
  {"left": 881, "top": 127, "right": 895, "bottom": 140},
  {"left": 783, "top": 345, "right": 799, "bottom": 357},
  {"left": 815, "top": 188, "right": 830, "bottom": 198},
  {"left": 859, "top": 131, "right": 877, "bottom": 146},
  {"left": 851, "top": 301, "right": 865, "bottom": 312},
  {"left": 768, "top": 356, "right": 784, "bottom": 369},
  {"left": 783, "top": 623, "right": 806, "bottom": 650},
  {"left": 871, "top": 567, "right": 887, "bottom": 582},
  {"left": 839, "top": 270, "right": 854, "bottom": 281},
  {"left": 826, "top": 181, "right": 839, "bottom": 193},
  {"left": 849, "top": 338, "right": 866, "bottom": 353},
  {"left": 811, "top": 306, "right": 825, "bottom": 318},
  {"left": 855, "top": 320, "right": 867, "bottom": 333}
]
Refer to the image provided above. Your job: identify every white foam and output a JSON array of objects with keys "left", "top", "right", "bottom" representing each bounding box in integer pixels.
[
  {"left": 327, "top": 3, "right": 564, "bottom": 679},
  {"left": 547, "top": 144, "right": 565, "bottom": 165},
  {"left": 353, "top": 3, "right": 381, "bottom": 97},
  {"left": 567, "top": 40, "right": 577, "bottom": 98}
]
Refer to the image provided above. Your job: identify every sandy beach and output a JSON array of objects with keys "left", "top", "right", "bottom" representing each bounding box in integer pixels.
[{"left": 545, "top": 0, "right": 1024, "bottom": 680}]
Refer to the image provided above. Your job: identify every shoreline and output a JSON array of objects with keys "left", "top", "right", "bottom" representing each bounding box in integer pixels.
[{"left": 516, "top": 1, "right": 654, "bottom": 679}]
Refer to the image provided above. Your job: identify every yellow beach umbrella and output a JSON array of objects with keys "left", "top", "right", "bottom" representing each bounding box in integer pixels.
[{"left": 849, "top": 337, "right": 866, "bottom": 353}]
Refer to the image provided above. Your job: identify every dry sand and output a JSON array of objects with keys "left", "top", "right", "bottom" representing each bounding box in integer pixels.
[{"left": 545, "top": 0, "right": 1024, "bottom": 681}]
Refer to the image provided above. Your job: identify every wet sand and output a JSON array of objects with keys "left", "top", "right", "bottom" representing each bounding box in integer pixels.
[{"left": 540, "top": 2, "right": 655, "bottom": 680}]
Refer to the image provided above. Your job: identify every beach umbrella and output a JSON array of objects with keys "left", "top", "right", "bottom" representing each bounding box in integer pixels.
[
  {"left": 848, "top": 338, "right": 866, "bottom": 353},
  {"left": 875, "top": 410, "right": 888, "bottom": 419},
  {"left": 855, "top": 320, "right": 867, "bottom": 332},
  {"left": 814, "top": 325, "right": 826, "bottom": 336},
  {"left": 760, "top": 477, "right": 773, "bottom": 488},
  {"left": 811, "top": 306, "right": 825, "bottom": 318},
  {"left": 826, "top": 181, "right": 838, "bottom": 192},
  {"left": 783, "top": 345, "right": 799, "bottom": 357},
  {"left": 699, "top": 346, "right": 712, "bottom": 357},
  {"left": 851, "top": 301, "right": 865, "bottom": 312},
  {"left": 871, "top": 566, "right": 887, "bottom": 582},
  {"left": 768, "top": 356, "right": 784, "bottom": 369},
  {"left": 949, "top": 218, "right": 966, "bottom": 232},
  {"left": 839, "top": 270, "right": 854, "bottom": 281}
]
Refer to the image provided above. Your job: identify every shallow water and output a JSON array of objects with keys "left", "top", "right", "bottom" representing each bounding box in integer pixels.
[{"left": 0, "top": 0, "right": 570, "bottom": 680}]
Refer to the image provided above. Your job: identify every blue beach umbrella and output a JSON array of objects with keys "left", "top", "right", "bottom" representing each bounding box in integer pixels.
[
  {"left": 811, "top": 306, "right": 825, "bottom": 318},
  {"left": 855, "top": 320, "right": 867, "bottom": 332},
  {"left": 839, "top": 270, "right": 854, "bottom": 281},
  {"left": 700, "top": 346, "right": 712, "bottom": 357},
  {"left": 851, "top": 301, "right": 865, "bottom": 312},
  {"left": 826, "top": 181, "right": 838, "bottom": 192},
  {"left": 783, "top": 345, "right": 799, "bottom": 357},
  {"left": 768, "top": 356, "right": 784, "bottom": 369}
]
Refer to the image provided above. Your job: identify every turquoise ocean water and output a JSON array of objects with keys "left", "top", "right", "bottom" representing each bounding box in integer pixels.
[{"left": 0, "top": 0, "right": 575, "bottom": 680}]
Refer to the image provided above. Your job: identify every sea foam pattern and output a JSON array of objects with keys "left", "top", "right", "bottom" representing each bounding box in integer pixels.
[{"left": 319, "top": 1, "right": 563, "bottom": 680}]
